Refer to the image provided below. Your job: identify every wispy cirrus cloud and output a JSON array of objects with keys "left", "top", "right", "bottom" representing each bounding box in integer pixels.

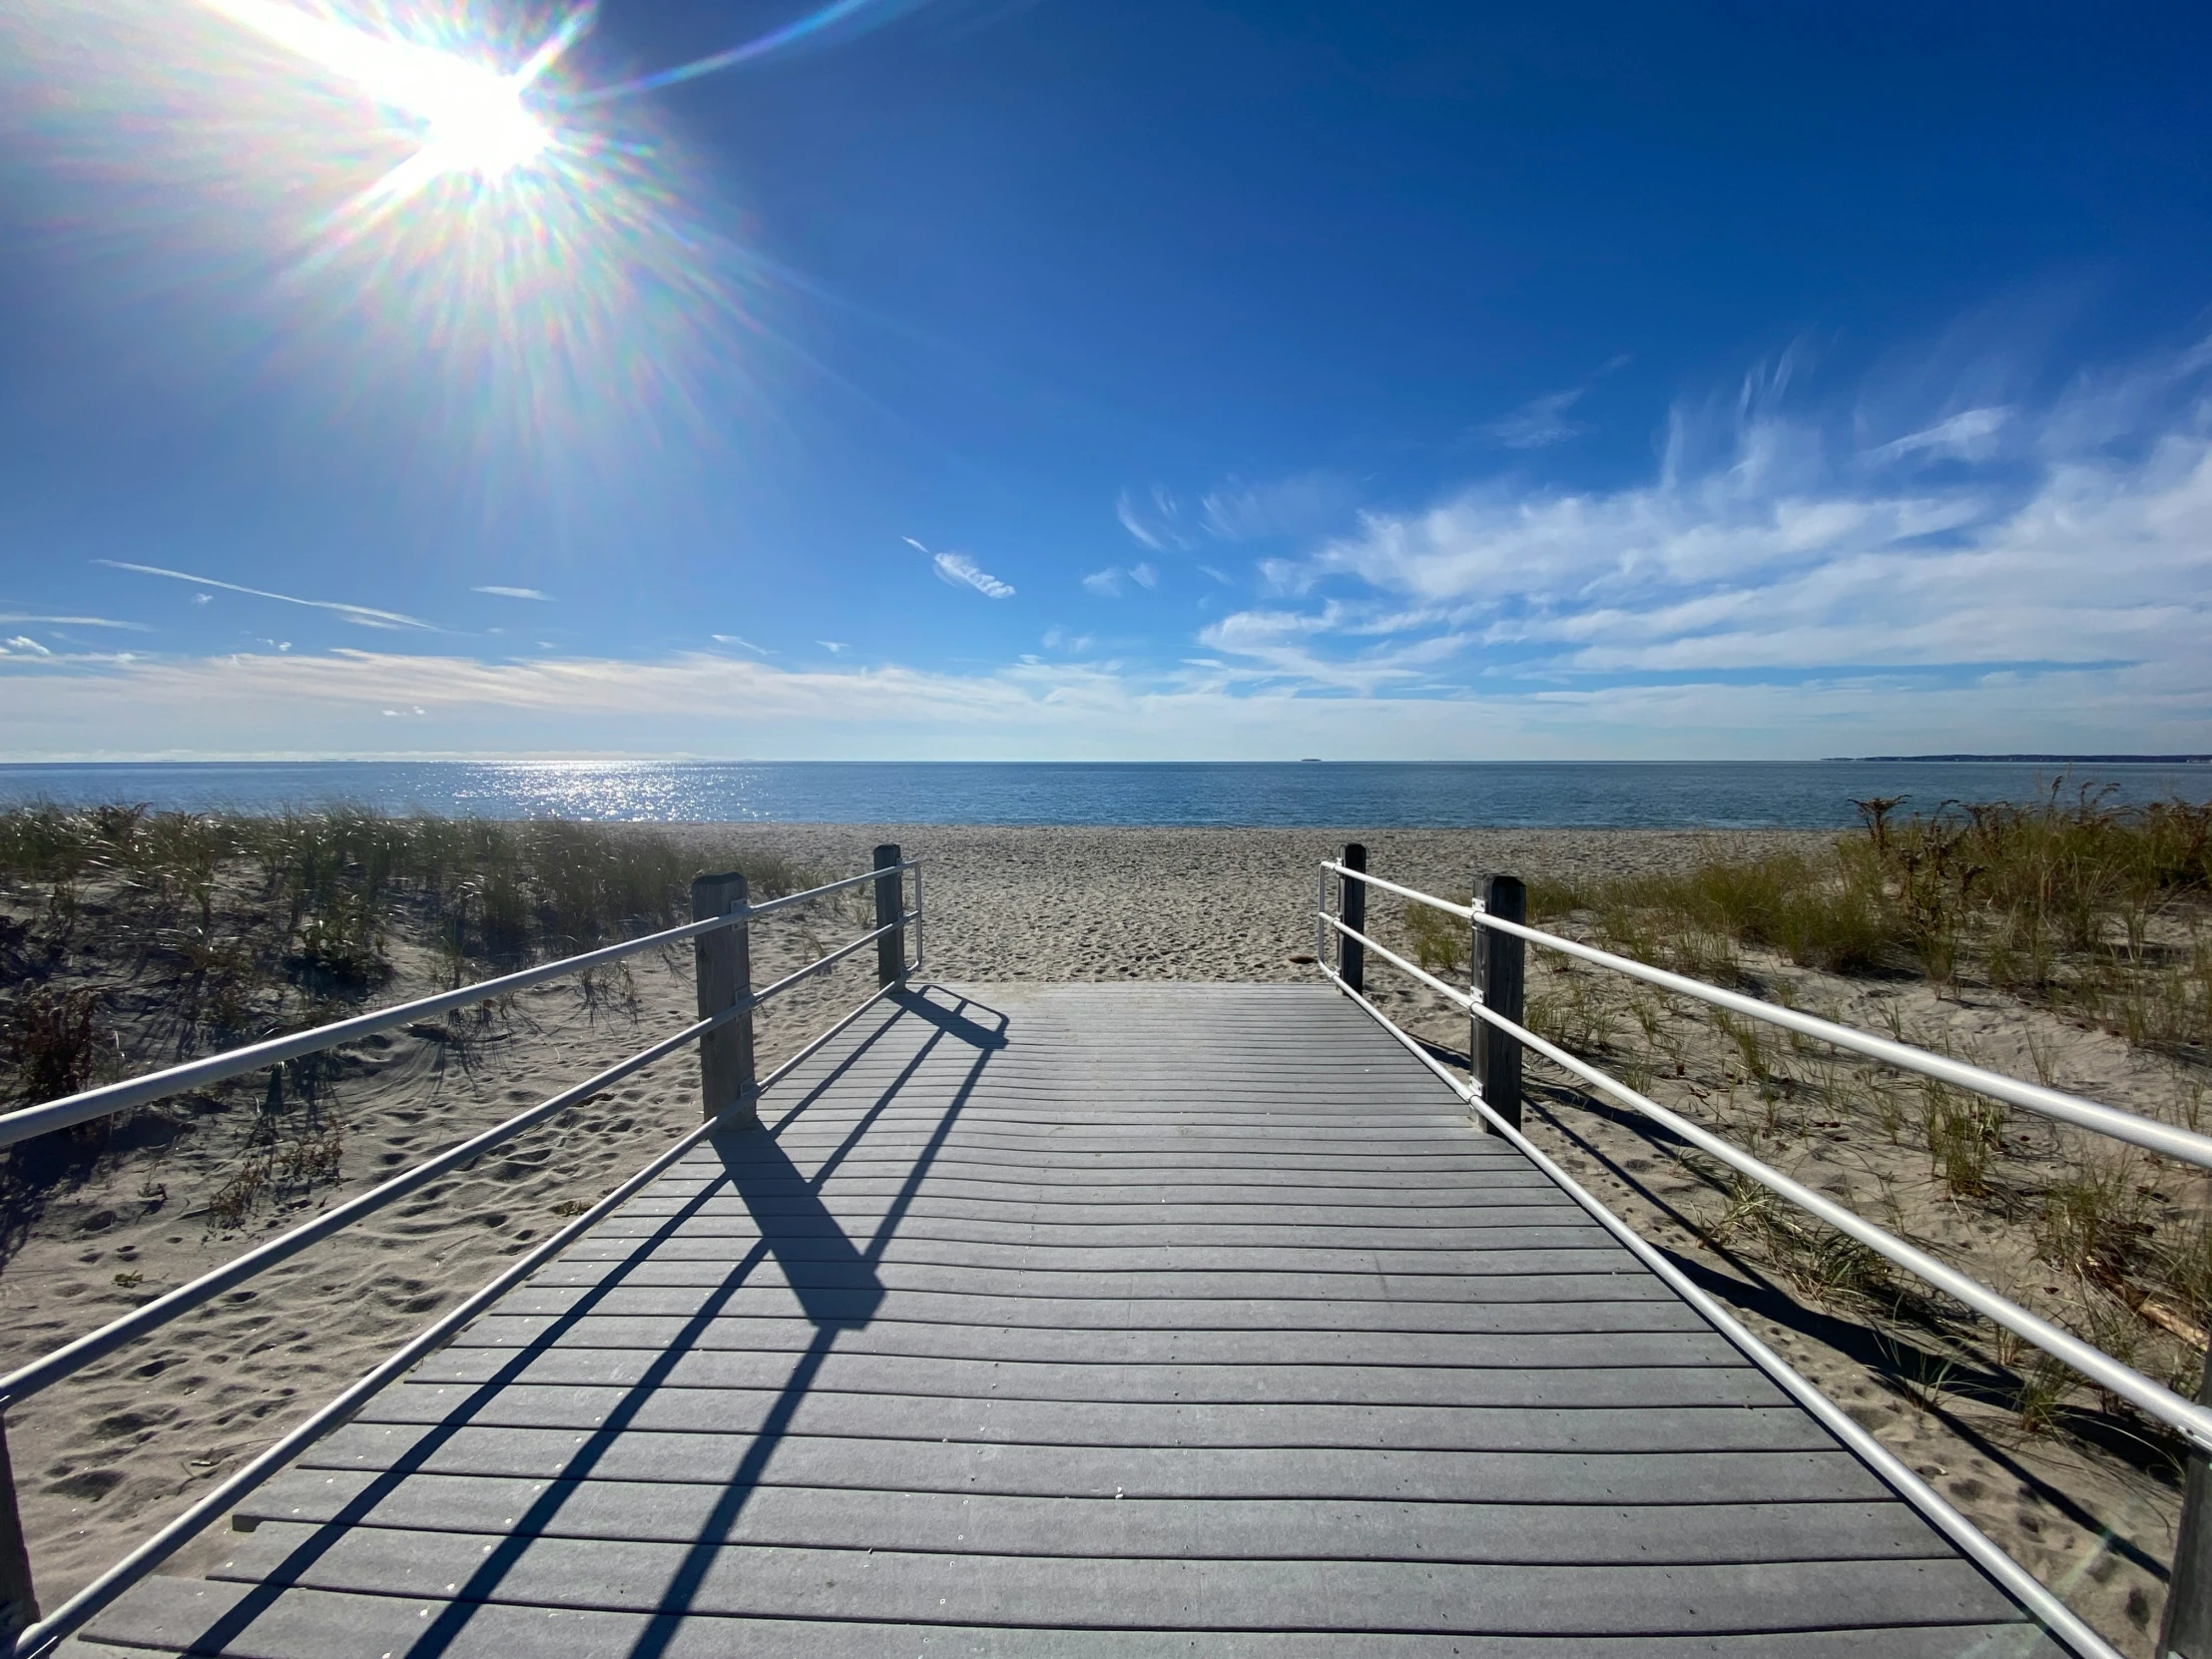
[
  {"left": 1863, "top": 405, "right": 2011, "bottom": 465},
  {"left": 97, "top": 560, "right": 437, "bottom": 630},
  {"left": 1480, "top": 387, "right": 1591, "bottom": 450},
  {"left": 1477, "top": 355, "right": 1630, "bottom": 450},
  {"left": 0, "top": 612, "right": 152, "bottom": 631},
  {"left": 1116, "top": 487, "right": 1195, "bottom": 552},
  {"left": 1212, "top": 333, "right": 2212, "bottom": 702},
  {"left": 471, "top": 585, "right": 553, "bottom": 601},
  {"left": 1082, "top": 562, "right": 1156, "bottom": 597},
  {"left": 1118, "top": 474, "right": 1352, "bottom": 552}
]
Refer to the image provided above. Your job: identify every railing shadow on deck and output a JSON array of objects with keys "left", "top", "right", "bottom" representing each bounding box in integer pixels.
[{"left": 177, "top": 983, "right": 1009, "bottom": 1659}]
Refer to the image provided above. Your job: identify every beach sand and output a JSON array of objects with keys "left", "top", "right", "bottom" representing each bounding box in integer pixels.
[{"left": 0, "top": 823, "right": 2191, "bottom": 1653}]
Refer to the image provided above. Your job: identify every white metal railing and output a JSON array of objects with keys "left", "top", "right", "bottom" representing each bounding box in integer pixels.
[
  {"left": 1315, "top": 856, "right": 2212, "bottom": 1454},
  {"left": 0, "top": 851, "right": 923, "bottom": 1658},
  {"left": 0, "top": 859, "right": 913, "bottom": 1152},
  {"left": 1313, "top": 852, "right": 2212, "bottom": 1659},
  {"left": 1326, "top": 861, "right": 2212, "bottom": 1170}
]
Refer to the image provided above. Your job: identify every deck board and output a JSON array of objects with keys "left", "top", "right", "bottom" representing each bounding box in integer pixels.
[{"left": 74, "top": 982, "right": 2076, "bottom": 1656}]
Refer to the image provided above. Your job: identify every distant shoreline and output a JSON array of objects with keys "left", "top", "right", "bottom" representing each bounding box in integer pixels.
[{"left": 1828, "top": 754, "right": 2212, "bottom": 764}]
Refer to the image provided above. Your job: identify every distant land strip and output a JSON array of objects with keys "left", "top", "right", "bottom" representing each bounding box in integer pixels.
[{"left": 1827, "top": 754, "right": 2212, "bottom": 764}]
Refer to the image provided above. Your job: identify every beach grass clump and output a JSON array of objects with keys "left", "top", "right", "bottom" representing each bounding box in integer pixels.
[
  {"left": 1564, "top": 851, "right": 1900, "bottom": 977},
  {"left": 0, "top": 803, "right": 821, "bottom": 1109},
  {"left": 3, "top": 986, "right": 115, "bottom": 1109},
  {"left": 1526, "top": 784, "right": 2212, "bottom": 1060}
]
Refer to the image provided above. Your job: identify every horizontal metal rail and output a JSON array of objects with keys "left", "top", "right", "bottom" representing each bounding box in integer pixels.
[
  {"left": 0, "top": 862, "right": 912, "bottom": 1152},
  {"left": 1320, "top": 907, "right": 2212, "bottom": 1453},
  {"left": 0, "top": 1010, "right": 711, "bottom": 1408},
  {"left": 0, "top": 903, "right": 918, "bottom": 1410},
  {"left": 7, "top": 972, "right": 911, "bottom": 1659},
  {"left": 1323, "top": 859, "right": 2212, "bottom": 1172},
  {"left": 749, "top": 908, "right": 918, "bottom": 1009},
  {"left": 1316, "top": 954, "right": 2121, "bottom": 1659}
]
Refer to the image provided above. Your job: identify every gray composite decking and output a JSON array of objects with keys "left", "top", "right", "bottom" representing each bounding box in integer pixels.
[{"left": 68, "top": 982, "right": 2071, "bottom": 1657}]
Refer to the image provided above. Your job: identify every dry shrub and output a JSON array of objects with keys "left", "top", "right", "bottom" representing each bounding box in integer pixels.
[{"left": 4, "top": 986, "right": 113, "bottom": 1105}]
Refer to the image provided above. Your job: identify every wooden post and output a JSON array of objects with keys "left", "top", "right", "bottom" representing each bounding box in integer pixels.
[
  {"left": 691, "top": 871, "right": 758, "bottom": 1126},
  {"left": 1475, "top": 874, "right": 1526, "bottom": 1132},
  {"left": 0, "top": 1418, "right": 37, "bottom": 1638},
  {"left": 873, "top": 843, "right": 905, "bottom": 987},
  {"left": 2162, "top": 1352, "right": 2212, "bottom": 1658},
  {"left": 1339, "top": 843, "right": 1368, "bottom": 994}
]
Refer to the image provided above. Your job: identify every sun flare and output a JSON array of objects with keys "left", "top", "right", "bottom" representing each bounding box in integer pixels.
[{"left": 200, "top": 0, "right": 573, "bottom": 206}]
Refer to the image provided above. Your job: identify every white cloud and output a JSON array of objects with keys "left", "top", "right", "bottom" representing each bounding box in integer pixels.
[
  {"left": 818, "top": 640, "right": 848, "bottom": 654},
  {"left": 1199, "top": 473, "right": 1352, "bottom": 541},
  {"left": 931, "top": 551, "right": 1016, "bottom": 599},
  {"left": 1481, "top": 387, "right": 1590, "bottom": 449},
  {"left": 6, "top": 636, "right": 52, "bottom": 655},
  {"left": 193, "top": 593, "right": 212, "bottom": 605},
  {"left": 1085, "top": 563, "right": 1157, "bottom": 598},
  {"left": 1116, "top": 486, "right": 1192, "bottom": 551},
  {"left": 711, "top": 633, "right": 772, "bottom": 655},
  {"left": 472, "top": 585, "right": 553, "bottom": 601},
  {"left": 1211, "top": 336, "right": 2212, "bottom": 701},
  {"left": 1122, "top": 476, "right": 1351, "bottom": 549},
  {"left": 1864, "top": 406, "right": 2011, "bottom": 465},
  {"left": 99, "top": 560, "right": 436, "bottom": 631},
  {"left": 17, "top": 327, "right": 2206, "bottom": 762},
  {"left": 2, "top": 644, "right": 2201, "bottom": 762},
  {"left": 1478, "top": 357, "right": 1630, "bottom": 450},
  {"left": 0, "top": 612, "right": 151, "bottom": 631}
]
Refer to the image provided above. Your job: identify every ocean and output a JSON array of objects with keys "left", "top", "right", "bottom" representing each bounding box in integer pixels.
[{"left": 0, "top": 760, "right": 2207, "bottom": 830}]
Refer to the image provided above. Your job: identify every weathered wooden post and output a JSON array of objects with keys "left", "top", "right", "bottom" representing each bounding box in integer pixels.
[
  {"left": 1475, "top": 874, "right": 1526, "bottom": 1132},
  {"left": 873, "top": 843, "right": 905, "bottom": 987},
  {"left": 0, "top": 1419, "right": 36, "bottom": 1638},
  {"left": 2162, "top": 1355, "right": 2212, "bottom": 1658},
  {"left": 691, "top": 870, "right": 758, "bottom": 1126},
  {"left": 1339, "top": 842, "right": 1368, "bottom": 994}
]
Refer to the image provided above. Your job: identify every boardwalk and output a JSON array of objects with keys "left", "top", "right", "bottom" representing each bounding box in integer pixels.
[{"left": 71, "top": 982, "right": 2069, "bottom": 1656}]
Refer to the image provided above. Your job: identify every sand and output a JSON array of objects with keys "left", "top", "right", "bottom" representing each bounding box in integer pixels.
[{"left": 0, "top": 823, "right": 2197, "bottom": 1654}]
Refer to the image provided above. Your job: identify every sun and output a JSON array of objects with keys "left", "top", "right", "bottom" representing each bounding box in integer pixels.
[
  {"left": 395, "top": 53, "right": 549, "bottom": 181},
  {"left": 200, "top": 0, "right": 577, "bottom": 202}
]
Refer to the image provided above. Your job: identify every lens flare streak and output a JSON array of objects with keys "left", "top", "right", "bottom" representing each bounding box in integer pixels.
[
  {"left": 198, "top": 0, "right": 582, "bottom": 218},
  {"left": 571, "top": 0, "right": 917, "bottom": 105}
]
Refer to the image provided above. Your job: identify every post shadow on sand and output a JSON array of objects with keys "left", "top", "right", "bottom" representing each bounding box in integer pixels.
[{"left": 175, "top": 985, "right": 1006, "bottom": 1658}]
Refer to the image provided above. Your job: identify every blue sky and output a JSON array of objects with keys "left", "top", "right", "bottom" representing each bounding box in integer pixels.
[{"left": 2, "top": 0, "right": 2209, "bottom": 759}]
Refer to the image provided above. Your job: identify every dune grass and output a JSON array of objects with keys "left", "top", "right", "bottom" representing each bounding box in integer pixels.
[
  {"left": 0, "top": 804, "right": 821, "bottom": 1107},
  {"left": 1508, "top": 785, "right": 2212, "bottom": 1056}
]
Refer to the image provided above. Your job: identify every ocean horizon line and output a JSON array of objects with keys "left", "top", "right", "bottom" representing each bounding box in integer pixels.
[{"left": 4, "top": 758, "right": 2210, "bottom": 832}]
